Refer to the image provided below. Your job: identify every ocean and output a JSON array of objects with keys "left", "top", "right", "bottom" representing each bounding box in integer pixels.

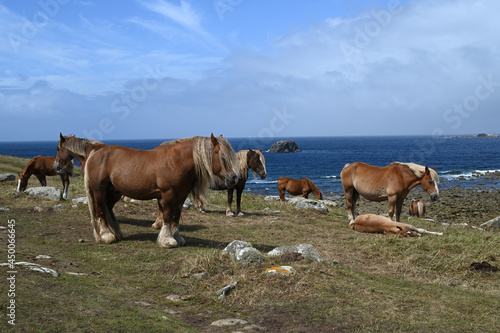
[{"left": 1, "top": 136, "right": 499, "bottom": 197}]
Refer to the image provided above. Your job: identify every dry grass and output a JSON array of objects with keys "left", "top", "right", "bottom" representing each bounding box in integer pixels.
[{"left": 0, "top": 155, "right": 499, "bottom": 332}]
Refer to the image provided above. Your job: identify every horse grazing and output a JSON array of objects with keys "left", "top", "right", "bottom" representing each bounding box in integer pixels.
[
  {"left": 340, "top": 162, "right": 439, "bottom": 223},
  {"left": 54, "top": 133, "right": 106, "bottom": 176},
  {"left": 350, "top": 214, "right": 442, "bottom": 236},
  {"left": 18, "top": 156, "right": 73, "bottom": 199},
  {"left": 193, "top": 148, "right": 267, "bottom": 217},
  {"left": 277, "top": 177, "right": 323, "bottom": 202},
  {"left": 409, "top": 200, "right": 426, "bottom": 218},
  {"left": 84, "top": 134, "right": 240, "bottom": 248}
]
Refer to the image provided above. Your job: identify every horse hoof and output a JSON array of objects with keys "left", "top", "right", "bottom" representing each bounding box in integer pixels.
[
  {"left": 175, "top": 236, "right": 186, "bottom": 246},
  {"left": 226, "top": 212, "right": 235, "bottom": 217},
  {"left": 237, "top": 212, "right": 244, "bottom": 217},
  {"left": 157, "top": 237, "right": 179, "bottom": 248},
  {"left": 99, "top": 232, "right": 117, "bottom": 244}
]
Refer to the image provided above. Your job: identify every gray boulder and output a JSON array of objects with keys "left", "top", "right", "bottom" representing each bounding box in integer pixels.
[
  {"left": 222, "top": 240, "right": 264, "bottom": 264},
  {"left": 25, "top": 187, "right": 62, "bottom": 200},
  {"left": 269, "top": 140, "right": 301, "bottom": 153},
  {"left": 268, "top": 244, "right": 323, "bottom": 263},
  {"left": 0, "top": 173, "right": 16, "bottom": 182},
  {"left": 72, "top": 197, "right": 88, "bottom": 205},
  {"left": 295, "top": 200, "right": 328, "bottom": 212}
]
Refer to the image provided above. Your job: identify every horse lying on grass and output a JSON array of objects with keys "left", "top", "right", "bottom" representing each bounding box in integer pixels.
[
  {"left": 350, "top": 214, "right": 443, "bottom": 237},
  {"left": 18, "top": 155, "right": 73, "bottom": 200},
  {"left": 278, "top": 177, "right": 322, "bottom": 202}
]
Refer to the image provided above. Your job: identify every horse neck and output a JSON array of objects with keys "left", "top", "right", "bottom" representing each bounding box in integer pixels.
[
  {"left": 307, "top": 179, "right": 320, "bottom": 195},
  {"left": 400, "top": 166, "right": 422, "bottom": 190},
  {"left": 21, "top": 159, "right": 37, "bottom": 178}
]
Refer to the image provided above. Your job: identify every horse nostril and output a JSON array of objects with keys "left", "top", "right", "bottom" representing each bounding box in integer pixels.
[{"left": 431, "top": 194, "right": 439, "bottom": 202}]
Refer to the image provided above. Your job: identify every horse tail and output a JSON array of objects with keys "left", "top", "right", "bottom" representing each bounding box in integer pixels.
[
  {"left": 417, "top": 201, "right": 426, "bottom": 218},
  {"left": 84, "top": 150, "right": 100, "bottom": 241}
]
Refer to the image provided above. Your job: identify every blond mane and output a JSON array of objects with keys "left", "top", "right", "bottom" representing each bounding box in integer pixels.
[
  {"left": 191, "top": 136, "right": 239, "bottom": 206},
  {"left": 392, "top": 162, "right": 439, "bottom": 182}
]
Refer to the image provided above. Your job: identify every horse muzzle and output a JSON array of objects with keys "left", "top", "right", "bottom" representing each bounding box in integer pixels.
[
  {"left": 430, "top": 193, "right": 439, "bottom": 202},
  {"left": 53, "top": 162, "right": 63, "bottom": 174}
]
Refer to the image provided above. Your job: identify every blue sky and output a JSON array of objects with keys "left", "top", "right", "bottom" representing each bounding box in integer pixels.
[{"left": 1, "top": 0, "right": 500, "bottom": 141}]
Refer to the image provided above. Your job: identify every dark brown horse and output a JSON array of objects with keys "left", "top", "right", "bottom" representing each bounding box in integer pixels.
[
  {"left": 84, "top": 134, "right": 239, "bottom": 248},
  {"left": 192, "top": 148, "right": 267, "bottom": 217},
  {"left": 351, "top": 214, "right": 442, "bottom": 236},
  {"left": 277, "top": 177, "right": 323, "bottom": 202},
  {"left": 340, "top": 162, "right": 439, "bottom": 223},
  {"left": 18, "top": 156, "right": 73, "bottom": 199},
  {"left": 409, "top": 200, "right": 426, "bottom": 218},
  {"left": 54, "top": 133, "right": 106, "bottom": 176}
]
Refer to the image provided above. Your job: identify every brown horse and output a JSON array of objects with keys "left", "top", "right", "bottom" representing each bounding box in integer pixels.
[
  {"left": 340, "top": 162, "right": 439, "bottom": 223},
  {"left": 350, "top": 214, "right": 442, "bottom": 236},
  {"left": 277, "top": 177, "right": 323, "bottom": 202},
  {"left": 18, "top": 156, "right": 73, "bottom": 199},
  {"left": 84, "top": 134, "right": 239, "bottom": 248},
  {"left": 54, "top": 133, "right": 106, "bottom": 176},
  {"left": 409, "top": 200, "right": 426, "bottom": 218},
  {"left": 193, "top": 148, "right": 267, "bottom": 217}
]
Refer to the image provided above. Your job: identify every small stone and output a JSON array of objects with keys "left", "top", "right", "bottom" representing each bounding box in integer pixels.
[
  {"left": 36, "top": 255, "right": 52, "bottom": 259},
  {"left": 210, "top": 318, "right": 248, "bottom": 327},
  {"left": 265, "top": 266, "right": 297, "bottom": 276}
]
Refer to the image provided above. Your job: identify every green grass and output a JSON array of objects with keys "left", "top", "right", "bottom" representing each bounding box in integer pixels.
[{"left": 1, "top": 155, "right": 499, "bottom": 332}]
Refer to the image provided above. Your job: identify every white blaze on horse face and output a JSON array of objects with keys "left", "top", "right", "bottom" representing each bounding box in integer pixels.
[
  {"left": 434, "top": 181, "right": 439, "bottom": 196},
  {"left": 17, "top": 179, "right": 21, "bottom": 192}
]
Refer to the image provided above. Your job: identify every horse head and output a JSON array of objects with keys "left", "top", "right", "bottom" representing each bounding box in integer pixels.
[
  {"left": 54, "top": 133, "right": 75, "bottom": 174},
  {"left": 247, "top": 148, "right": 267, "bottom": 179},
  {"left": 210, "top": 134, "right": 239, "bottom": 188},
  {"left": 420, "top": 166, "right": 439, "bottom": 202},
  {"left": 17, "top": 172, "right": 27, "bottom": 192}
]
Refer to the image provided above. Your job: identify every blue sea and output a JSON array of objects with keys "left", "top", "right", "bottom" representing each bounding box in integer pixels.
[{"left": 1, "top": 136, "right": 499, "bottom": 197}]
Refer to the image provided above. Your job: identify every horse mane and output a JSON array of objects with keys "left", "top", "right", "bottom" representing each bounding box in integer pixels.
[
  {"left": 20, "top": 156, "right": 39, "bottom": 176},
  {"left": 392, "top": 162, "right": 439, "bottom": 182},
  {"left": 61, "top": 135, "right": 104, "bottom": 158},
  {"left": 192, "top": 136, "right": 238, "bottom": 206}
]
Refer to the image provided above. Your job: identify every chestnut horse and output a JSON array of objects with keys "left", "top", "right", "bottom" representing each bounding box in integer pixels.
[
  {"left": 340, "top": 162, "right": 439, "bottom": 223},
  {"left": 18, "top": 156, "right": 73, "bottom": 199},
  {"left": 84, "top": 134, "right": 239, "bottom": 248},
  {"left": 351, "top": 214, "right": 442, "bottom": 236},
  {"left": 193, "top": 149, "right": 267, "bottom": 217},
  {"left": 409, "top": 200, "right": 426, "bottom": 218},
  {"left": 277, "top": 177, "right": 323, "bottom": 202},
  {"left": 54, "top": 133, "right": 106, "bottom": 176}
]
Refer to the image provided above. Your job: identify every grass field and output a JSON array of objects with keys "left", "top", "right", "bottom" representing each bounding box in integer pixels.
[{"left": 0, "top": 155, "right": 499, "bottom": 332}]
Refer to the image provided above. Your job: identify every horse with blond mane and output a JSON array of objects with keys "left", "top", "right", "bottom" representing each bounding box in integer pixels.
[
  {"left": 340, "top": 162, "right": 439, "bottom": 222},
  {"left": 84, "top": 134, "right": 239, "bottom": 248},
  {"left": 277, "top": 177, "right": 323, "bottom": 202},
  {"left": 409, "top": 200, "right": 426, "bottom": 218},
  {"left": 192, "top": 148, "right": 267, "bottom": 217},
  {"left": 18, "top": 155, "right": 73, "bottom": 199}
]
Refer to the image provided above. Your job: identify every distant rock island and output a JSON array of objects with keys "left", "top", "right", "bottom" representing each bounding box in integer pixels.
[
  {"left": 453, "top": 133, "right": 499, "bottom": 139},
  {"left": 269, "top": 140, "right": 301, "bottom": 153}
]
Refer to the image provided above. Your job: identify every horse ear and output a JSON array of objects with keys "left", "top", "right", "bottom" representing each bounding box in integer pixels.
[
  {"left": 59, "top": 132, "right": 65, "bottom": 142},
  {"left": 17, "top": 172, "right": 21, "bottom": 177},
  {"left": 210, "top": 133, "right": 219, "bottom": 147},
  {"left": 433, "top": 166, "right": 436, "bottom": 171},
  {"left": 425, "top": 166, "right": 430, "bottom": 174},
  {"left": 248, "top": 148, "right": 253, "bottom": 153}
]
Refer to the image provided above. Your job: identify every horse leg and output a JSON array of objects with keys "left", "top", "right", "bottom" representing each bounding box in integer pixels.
[
  {"left": 192, "top": 191, "right": 206, "bottom": 213},
  {"left": 387, "top": 195, "right": 398, "bottom": 221},
  {"left": 395, "top": 198, "right": 405, "bottom": 222},
  {"left": 60, "top": 173, "right": 70, "bottom": 200},
  {"left": 278, "top": 185, "right": 286, "bottom": 202},
  {"left": 303, "top": 190, "right": 309, "bottom": 199},
  {"left": 157, "top": 200, "right": 185, "bottom": 248},
  {"left": 37, "top": 175, "right": 47, "bottom": 187},
  {"left": 345, "top": 187, "right": 358, "bottom": 223},
  {"left": 226, "top": 189, "right": 235, "bottom": 217},
  {"left": 152, "top": 201, "right": 163, "bottom": 229},
  {"left": 91, "top": 188, "right": 118, "bottom": 244},
  {"left": 236, "top": 187, "right": 244, "bottom": 216},
  {"left": 105, "top": 184, "right": 123, "bottom": 241}
]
